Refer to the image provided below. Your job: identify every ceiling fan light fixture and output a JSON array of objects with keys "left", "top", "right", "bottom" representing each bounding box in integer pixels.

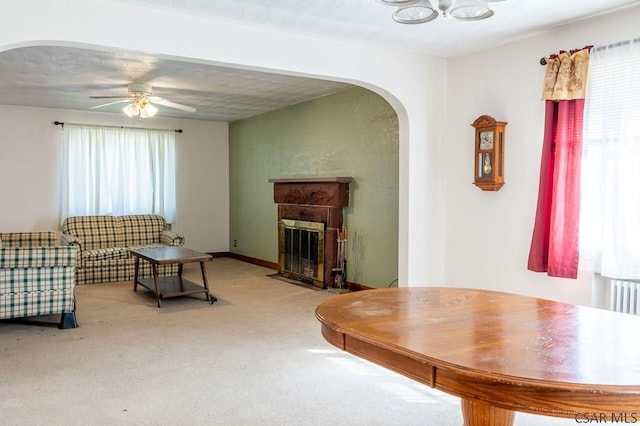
[
  {"left": 448, "top": 0, "right": 494, "bottom": 21},
  {"left": 392, "top": 0, "right": 438, "bottom": 24},
  {"left": 122, "top": 100, "right": 158, "bottom": 118}
]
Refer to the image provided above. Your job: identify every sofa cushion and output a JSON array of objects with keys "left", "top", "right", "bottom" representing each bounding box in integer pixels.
[
  {"left": 79, "top": 257, "right": 134, "bottom": 269},
  {"left": 82, "top": 247, "right": 131, "bottom": 263},
  {"left": 120, "top": 215, "right": 167, "bottom": 247},
  {"left": 128, "top": 243, "right": 168, "bottom": 251},
  {"left": 62, "top": 216, "right": 124, "bottom": 250}
]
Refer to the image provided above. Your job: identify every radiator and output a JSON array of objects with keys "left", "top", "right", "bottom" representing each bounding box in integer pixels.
[{"left": 610, "top": 279, "right": 640, "bottom": 315}]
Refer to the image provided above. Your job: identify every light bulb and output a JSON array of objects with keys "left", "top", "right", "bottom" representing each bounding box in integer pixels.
[
  {"left": 139, "top": 103, "right": 158, "bottom": 118},
  {"left": 122, "top": 103, "right": 139, "bottom": 117}
]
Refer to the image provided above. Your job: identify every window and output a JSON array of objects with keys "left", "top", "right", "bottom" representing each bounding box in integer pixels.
[
  {"left": 60, "top": 124, "right": 176, "bottom": 223},
  {"left": 581, "top": 39, "right": 640, "bottom": 279}
]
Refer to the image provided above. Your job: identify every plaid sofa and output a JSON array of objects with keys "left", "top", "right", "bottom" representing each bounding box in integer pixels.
[
  {"left": 61, "top": 214, "right": 184, "bottom": 285},
  {"left": 0, "top": 232, "right": 78, "bottom": 328}
]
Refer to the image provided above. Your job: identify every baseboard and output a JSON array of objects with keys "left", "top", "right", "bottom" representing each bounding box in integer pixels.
[
  {"left": 207, "top": 251, "right": 231, "bottom": 259},
  {"left": 210, "top": 252, "right": 371, "bottom": 291},
  {"left": 224, "top": 252, "right": 279, "bottom": 270}
]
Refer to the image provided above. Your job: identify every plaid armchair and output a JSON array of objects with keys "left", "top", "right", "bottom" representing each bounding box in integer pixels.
[
  {"left": 0, "top": 232, "right": 78, "bottom": 328},
  {"left": 61, "top": 214, "right": 184, "bottom": 284}
]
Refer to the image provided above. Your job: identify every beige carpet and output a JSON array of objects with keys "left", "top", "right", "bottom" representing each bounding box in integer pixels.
[{"left": 0, "top": 258, "right": 573, "bottom": 425}]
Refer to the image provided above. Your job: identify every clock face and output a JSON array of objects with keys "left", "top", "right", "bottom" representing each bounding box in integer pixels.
[{"left": 479, "top": 131, "right": 494, "bottom": 150}]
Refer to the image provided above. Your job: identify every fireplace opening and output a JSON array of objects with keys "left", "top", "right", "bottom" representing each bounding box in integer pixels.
[{"left": 279, "top": 219, "right": 324, "bottom": 286}]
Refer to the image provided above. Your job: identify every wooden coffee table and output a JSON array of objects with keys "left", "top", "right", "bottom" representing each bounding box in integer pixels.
[
  {"left": 129, "top": 246, "right": 216, "bottom": 307},
  {"left": 316, "top": 287, "right": 640, "bottom": 426}
]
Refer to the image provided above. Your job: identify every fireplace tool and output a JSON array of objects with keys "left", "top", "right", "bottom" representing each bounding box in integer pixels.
[{"left": 330, "top": 226, "right": 349, "bottom": 294}]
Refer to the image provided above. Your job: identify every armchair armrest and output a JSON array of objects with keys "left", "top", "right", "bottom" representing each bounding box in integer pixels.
[
  {"left": 0, "top": 246, "right": 77, "bottom": 269},
  {"left": 160, "top": 230, "right": 184, "bottom": 246}
]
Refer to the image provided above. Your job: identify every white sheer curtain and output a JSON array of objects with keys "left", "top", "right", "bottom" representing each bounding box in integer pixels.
[
  {"left": 581, "top": 39, "right": 640, "bottom": 279},
  {"left": 60, "top": 124, "right": 176, "bottom": 223}
]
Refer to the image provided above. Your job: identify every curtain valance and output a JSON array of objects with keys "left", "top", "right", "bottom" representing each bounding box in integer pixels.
[{"left": 541, "top": 48, "right": 590, "bottom": 101}]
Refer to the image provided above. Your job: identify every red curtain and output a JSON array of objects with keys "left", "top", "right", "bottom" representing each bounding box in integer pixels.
[
  {"left": 527, "top": 48, "right": 590, "bottom": 279},
  {"left": 527, "top": 99, "right": 584, "bottom": 278}
]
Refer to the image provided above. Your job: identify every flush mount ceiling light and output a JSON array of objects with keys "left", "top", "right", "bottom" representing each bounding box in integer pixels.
[{"left": 377, "top": 0, "right": 505, "bottom": 24}]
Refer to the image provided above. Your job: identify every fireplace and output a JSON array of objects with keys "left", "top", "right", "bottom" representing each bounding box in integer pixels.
[
  {"left": 269, "top": 177, "right": 351, "bottom": 288},
  {"left": 279, "top": 219, "right": 325, "bottom": 285}
]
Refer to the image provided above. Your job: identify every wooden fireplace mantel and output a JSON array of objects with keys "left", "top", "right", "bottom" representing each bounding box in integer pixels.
[
  {"left": 270, "top": 177, "right": 351, "bottom": 209},
  {"left": 268, "top": 177, "right": 352, "bottom": 184}
]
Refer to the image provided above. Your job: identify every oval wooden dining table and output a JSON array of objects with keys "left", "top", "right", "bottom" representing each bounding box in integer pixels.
[{"left": 315, "top": 287, "right": 640, "bottom": 426}]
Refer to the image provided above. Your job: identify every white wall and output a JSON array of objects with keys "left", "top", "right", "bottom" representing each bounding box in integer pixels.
[
  {"left": 445, "top": 6, "right": 640, "bottom": 305},
  {"left": 0, "top": 105, "right": 229, "bottom": 253}
]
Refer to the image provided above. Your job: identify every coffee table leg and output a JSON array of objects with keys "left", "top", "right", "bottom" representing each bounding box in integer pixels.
[
  {"left": 178, "top": 263, "right": 185, "bottom": 292},
  {"left": 461, "top": 399, "right": 515, "bottom": 426},
  {"left": 152, "top": 263, "right": 162, "bottom": 308},
  {"left": 200, "top": 261, "right": 217, "bottom": 303},
  {"left": 133, "top": 257, "right": 140, "bottom": 292}
]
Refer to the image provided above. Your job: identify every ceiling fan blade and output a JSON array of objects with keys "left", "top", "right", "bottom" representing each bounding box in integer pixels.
[
  {"left": 150, "top": 97, "right": 196, "bottom": 113},
  {"left": 90, "top": 99, "right": 132, "bottom": 109}
]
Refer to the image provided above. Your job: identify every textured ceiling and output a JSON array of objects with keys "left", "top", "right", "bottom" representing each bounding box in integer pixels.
[
  {"left": 0, "top": 0, "right": 639, "bottom": 121},
  {"left": 0, "top": 46, "right": 352, "bottom": 122}
]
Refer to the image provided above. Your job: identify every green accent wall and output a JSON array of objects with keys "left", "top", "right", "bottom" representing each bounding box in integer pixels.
[{"left": 229, "top": 86, "right": 398, "bottom": 288}]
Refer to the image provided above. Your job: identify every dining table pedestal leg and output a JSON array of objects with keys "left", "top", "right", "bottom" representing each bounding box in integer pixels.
[{"left": 461, "top": 399, "right": 515, "bottom": 426}]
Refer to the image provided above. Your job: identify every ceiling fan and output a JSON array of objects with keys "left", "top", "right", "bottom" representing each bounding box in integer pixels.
[{"left": 90, "top": 83, "right": 196, "bottom": 118}]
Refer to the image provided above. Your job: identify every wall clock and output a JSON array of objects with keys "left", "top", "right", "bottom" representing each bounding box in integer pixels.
[{"left": 471, "top": 115, "right": 507, "bottom": 191}]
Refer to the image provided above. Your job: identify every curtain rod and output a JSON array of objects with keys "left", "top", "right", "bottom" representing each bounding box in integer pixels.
[
  {"left": 539, "top": 38, "right": 640, "bottom": 65},
  {"left": 538, "top": 45, "right": 593, "bottom": 66},
  {"left": 54, "top": 121, "right": 183, "bottom": 133}
]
